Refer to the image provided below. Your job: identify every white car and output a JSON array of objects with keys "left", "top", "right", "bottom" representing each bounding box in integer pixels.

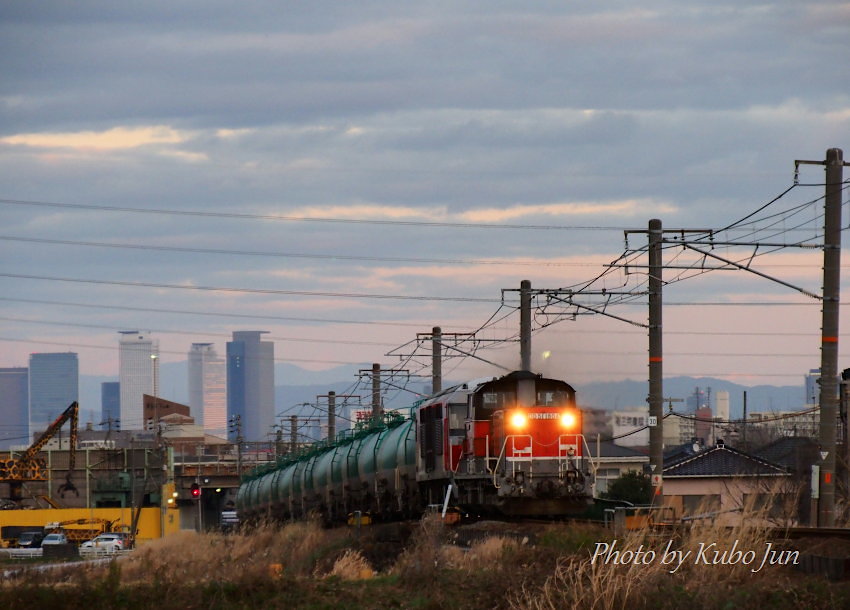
[
  {"left": 80, "top": 533, "right": 124, "bottom": 552},
  {"left": 41, "top": 532, "right": 68, "bottom": 546}
]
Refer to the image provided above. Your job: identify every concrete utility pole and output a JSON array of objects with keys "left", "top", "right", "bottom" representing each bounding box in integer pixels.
[
  {"left": 648, "top": 219, "right": 664, "bottom": 497},
  {"left": 290, "top": 415, "right": 298, "bottom": 454},
  {"left": 432, "top": 326, "right": 442, "bottom": 393},
  {"left": 797, "top": 148, "right": 847, "bottom": 527},
  {"left": 371, "top": 363, "right": 382, "bottom": 419},
  {"left": 520, "top": 280, "right": 532, "bottom": 371},
  {"left": 316, "top": 393, "right": 360, "bottom": 441},
  {"left": 327, "top": 392, "right": 335, "bottom": 441}
]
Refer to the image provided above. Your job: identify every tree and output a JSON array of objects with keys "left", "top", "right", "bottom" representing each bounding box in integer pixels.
[{"left": 602, "top": 471, "right": 652, "bottom": 505}]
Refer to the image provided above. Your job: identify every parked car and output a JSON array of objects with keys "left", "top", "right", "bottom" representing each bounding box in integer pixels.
[
  {"left": 17, "top": 531, "right": 44, "bottom": 548},
  {"left": 80, "top": 533, "right": 125, "bottom": 552},
  {"left": 41, "top": 532, "right": 68, "bottom": 546}
]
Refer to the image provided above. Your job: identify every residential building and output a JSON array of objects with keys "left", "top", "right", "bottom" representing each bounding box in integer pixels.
[
  {"left": 586, "top": 441, "right": 649, "bottom": 494},
  {"left": 188, "top": 343, "right": 227, "bottom": 438},
  {"left": 119, "top": 331, "right": 159, "bottom": 431},
  {"left": 28, "top": 352, "right": 78, "bottom": 439},
  {"left": 662, "top": 413, "right": 696, "bottom": 448},
  {"left": 662, "top": 442, "right": 794, "bottom": 526},
  {"left": 227, "top": 331, "right": 275, "bottom": 442},
  {"left": 0, "top": 367, "right": 28, "bottom": 450}
]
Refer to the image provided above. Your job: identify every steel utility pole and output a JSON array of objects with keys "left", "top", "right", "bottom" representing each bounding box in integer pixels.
[{"left": 797, "top": 148, "right": 848, "bottom": 527}]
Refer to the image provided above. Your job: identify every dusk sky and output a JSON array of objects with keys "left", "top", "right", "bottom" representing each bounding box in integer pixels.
[{"left": 2, "top": 2, "right": 849, "bottom": 394}]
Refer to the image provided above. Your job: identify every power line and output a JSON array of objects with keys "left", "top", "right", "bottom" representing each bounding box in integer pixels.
[
  {"left": 0, "top": 235, "right": 597, "bottom": 268},
  {"left": 0, "top": 272, "right": 500, "bottom": 303},
  {"left": 0, "top": 198, "right": 624, "bottom": 231},
  {"left": 0, "top": 337, "right": 367, "bottom": 366},
  {"left": 0, "top": 315, "right": 399, "bottom": 348},
  {"left": 0, "top": 297, "right": 460, "bottom": 329}
]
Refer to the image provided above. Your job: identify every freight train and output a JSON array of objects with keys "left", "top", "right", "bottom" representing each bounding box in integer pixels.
[{"left": 236, "top": 370, "right": 594, "bottom": 522}]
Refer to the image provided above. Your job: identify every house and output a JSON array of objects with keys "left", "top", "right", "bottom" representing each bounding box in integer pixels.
[
  {"left": 586, "top": 441, "right": 649, "bottom": 494},
  {"left": 662, "top": 441, "right": 794, "bottom": 526}
]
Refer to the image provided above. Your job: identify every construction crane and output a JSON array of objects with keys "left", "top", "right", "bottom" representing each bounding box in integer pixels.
[{"left": 0, "top": 401, "right": 79, "bottom": 502}]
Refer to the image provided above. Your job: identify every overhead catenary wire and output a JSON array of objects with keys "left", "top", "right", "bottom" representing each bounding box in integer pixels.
[
  {"left": 0, "top": 235, "right": 599, "bottom": 268},
  {"left": 0, "top": 272, "right": 501, "bottom": 303}
]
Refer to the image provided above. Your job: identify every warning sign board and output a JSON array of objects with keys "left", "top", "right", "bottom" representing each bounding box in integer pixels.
[{"left": 651, "top": 474, "right": 662, "bottom": 487}]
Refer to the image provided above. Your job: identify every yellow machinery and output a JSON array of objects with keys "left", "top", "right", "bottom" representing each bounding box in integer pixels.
[
  {"left": 44, "top": 518, "right": 116, "bottom": 545},
  {"left": 0, "top": 401, "right": 79, "bottom": 501}
]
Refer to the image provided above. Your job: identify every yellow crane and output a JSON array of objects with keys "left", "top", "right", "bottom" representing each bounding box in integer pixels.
[{"left": 0, "top": 401, "right": 79, "bottom": 502}]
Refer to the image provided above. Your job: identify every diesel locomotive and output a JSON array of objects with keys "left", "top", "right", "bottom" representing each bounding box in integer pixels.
[{"left": 236, "top": 370, "right": 594, "bottom": 522}]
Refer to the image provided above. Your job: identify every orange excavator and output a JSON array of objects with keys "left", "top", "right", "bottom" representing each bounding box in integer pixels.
[{"left": 0, "top": 401, "right": 79, "bottom": 502}]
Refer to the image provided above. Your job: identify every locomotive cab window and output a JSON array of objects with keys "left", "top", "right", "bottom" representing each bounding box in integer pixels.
[
  {"left": 480, "top": 391, "right": 516, "bottom": 410},
  {"left": 536, "top": 390, "right": 572, "bottom": 407}
]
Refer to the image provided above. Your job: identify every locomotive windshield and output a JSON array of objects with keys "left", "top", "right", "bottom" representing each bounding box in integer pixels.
[
  {"left": 536, "top": 390, "right": 572, "bottom": 407},
  {"left": 475, "top": 374, "right": 576, "bottom": 410},
  {"left": 481, "top": 390, "right": 516, "bottom": 410}
]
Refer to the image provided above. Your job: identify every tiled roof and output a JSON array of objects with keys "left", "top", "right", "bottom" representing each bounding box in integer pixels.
[
  {"left": 753, "top": 436, "right": 819, "bottom": 471},
  {"left": 664, "top": 444, "right": 788, "bottom": 477},
  {"left": 587, "top": 441, "right": 648, "bottom": 459}
]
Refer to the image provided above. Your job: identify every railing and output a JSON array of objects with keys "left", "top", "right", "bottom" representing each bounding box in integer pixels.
[
  {"left": 79, "top": 547, "right": 133, "bottom": 558},
  {"left": 1, "top": 548, "right": 42, "bottom": 559}
]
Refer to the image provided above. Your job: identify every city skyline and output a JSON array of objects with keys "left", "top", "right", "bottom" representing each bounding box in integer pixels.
[
  {"left": 188, "top": 342, "right": 227, "bottom": 438},
  {"left": 227, "top": 331, "right": 275, "bottom": 443},
  {"left": 1, "top": 3, "right": 848, "bottom": 391},
  {"left": 28, "top": 351, "right": 78, "bottom": 440},
  {"left": 118, "top": 331, "right": 159, "bottom": 431}
]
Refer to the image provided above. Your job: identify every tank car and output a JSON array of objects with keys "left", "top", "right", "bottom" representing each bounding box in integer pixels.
[{"left": 236, "top": 370, "right": 594, "bottom": 522}]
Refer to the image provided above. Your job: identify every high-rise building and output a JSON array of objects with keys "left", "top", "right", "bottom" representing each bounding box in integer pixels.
[
  {"left": 118, "top": 331, "right": 159, "bottom": 430},
  {"left": 188, "top": 343, "right": 227, "bottom": 438},
  {"left": 101, "top": 381, "right": 120, "bottom": 428},
  {"left": 0, "top": 367, "right": 28, "bottom": 450},
  {"left": 715, "top": 390, "right": 730, "bottom": 422},
  {"left": 28, "top": 352, "right": 78, "bottom": 439},
  {"left": 227, "top": 331, "right": 274, "bottom": 442},
  {"left": 805, "top": 368, "right": 820, "bottom": 405}
]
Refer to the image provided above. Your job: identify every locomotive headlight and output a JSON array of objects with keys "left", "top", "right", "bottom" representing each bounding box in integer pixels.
[
  {"left": 560, "top": 411, "right": 577, "bottom": 429},
  {"left": 509, "top": 411, "right": 528, "bottom": 429}
]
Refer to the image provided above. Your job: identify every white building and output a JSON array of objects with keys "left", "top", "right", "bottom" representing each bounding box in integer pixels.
[
  {"left": 118, "top": 331, "right": 159, "bottom": 430},
  {"left": 715, "top": 390, "right": 730, "bottom": 422},
  {"left": 188, "top": 343, "right": 227, "bottom": 438},
  {"left": 748, "top": 409, "right": 819, "bottom": 438},
  {"left": 611, "top": 407, "right": 649, "bottom": 448}
]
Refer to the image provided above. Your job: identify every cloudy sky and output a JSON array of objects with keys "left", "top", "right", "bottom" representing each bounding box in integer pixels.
[{"left": 1, "top": 1, "right": 849, "bottom": 395}]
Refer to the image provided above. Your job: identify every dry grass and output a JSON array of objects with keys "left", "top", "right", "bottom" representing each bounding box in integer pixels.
[
  {"left": 120, "top": 518, "right": 334, "bottom": 585},
  {"left": 511, "top": 503, "right": 797, "bottom": 610},
  {"left": 3, "top": 505, "right": 850, "bottom": 609},
  {"left": 324, "top": 549, "right": 375, "bottom": 580}
]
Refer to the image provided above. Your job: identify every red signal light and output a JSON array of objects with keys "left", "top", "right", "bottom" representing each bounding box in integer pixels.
[{"left": 191, "top": 483, "right": 201, "bottom": 498}]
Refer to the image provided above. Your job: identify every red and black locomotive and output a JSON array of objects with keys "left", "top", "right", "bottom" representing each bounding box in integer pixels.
[{"left": 237, "top": 370, "right": 593, "bottom": 521}]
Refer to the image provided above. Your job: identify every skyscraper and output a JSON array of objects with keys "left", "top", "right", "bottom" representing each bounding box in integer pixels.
[
  {"left": 118, "top": 331, "right": 159, "bottom": 430},
  {"left": 188, "top": 343, "right": 227, "bottom": 438},
  {"left": 227, "top": 331, "right": 274, "bottom": 442},
  {"left": 0, "top": 367, "right": 28, "bottom": 450},
  {"left": 28, "top": 353, "right": 78, "bottom": 439},
  {"left": 101, "top": 381, "right": 120, "bottom": 428},
  {"left": 805, "top": 368, "right": 820, "bottom": 405}
]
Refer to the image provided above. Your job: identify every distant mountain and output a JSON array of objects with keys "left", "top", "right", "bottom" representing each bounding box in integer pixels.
[
  {"left": 576, "top": 376, "right": 805, "bottom": 419},
  {"left": 79, "top": 363, "right": 806, "bottom": 427}
]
